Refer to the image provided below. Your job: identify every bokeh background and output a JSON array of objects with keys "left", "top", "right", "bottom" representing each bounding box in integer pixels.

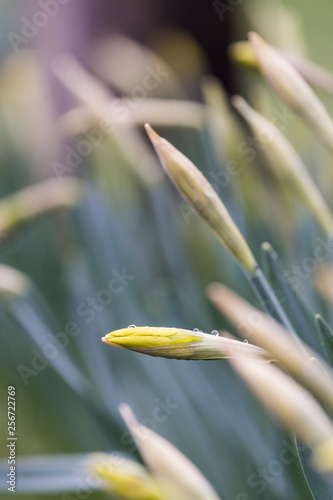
[{"left": 1, "top": 1, "right": 333, "bottom": 499}]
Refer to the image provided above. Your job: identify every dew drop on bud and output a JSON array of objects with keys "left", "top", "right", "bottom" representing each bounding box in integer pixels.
[
  {"left": 128, "top": 324, "right": 136, "bottom": 329},
  {"left": 243, "top": 339, "right": 248, "bottom": 343},
  {"left": 193, "top": 328, "right": 200, "bottom": 332},
  {"left": 211, "top": 330, "right": 219, "bottom": 336}
]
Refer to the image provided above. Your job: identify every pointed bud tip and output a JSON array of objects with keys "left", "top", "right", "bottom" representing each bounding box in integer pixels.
[
  {"left": 248, "top": 32, "right": 262, "bottom": 46},
  {"left": 119, "top": 403, "right": 136, "bottom": 428},
  {"left": 262, "top": 241, "right": 272, "bottom": 250},
  {"left": 144, "top": 123, "right": 161, "bottom": 144},
  {"left": 206, "top": 282, "right": 225, "bottom": 299},
  {"left": 119, "top": 402, "right": 129, "bottom": 415},
  {"left": 230, "top": 94, "right": 246, "bottom": 111}
]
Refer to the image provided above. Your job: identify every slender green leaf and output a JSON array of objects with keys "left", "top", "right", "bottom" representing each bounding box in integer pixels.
[
  {"left": 261, "top": 242, "right": 321, "bottom": 352},
  {"left": 295, "top": 438, "right": 333, "bottom": 500}
]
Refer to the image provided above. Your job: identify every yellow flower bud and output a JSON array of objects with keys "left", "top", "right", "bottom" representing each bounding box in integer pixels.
[
  {"left": 90, "top": 453, "right": 165, "bottom": 500},
  {"left": 228, "top": 42, "right": 258, "bottom": 71},
  {"left": 102, "top": 325, "right": 268, "bottom": 360},
  {"left": 119, "top": 404, "right": 222, "bottom": 500}
]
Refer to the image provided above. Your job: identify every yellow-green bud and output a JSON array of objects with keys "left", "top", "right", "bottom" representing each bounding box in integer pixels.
[
  {"left": 228, "top": 42, "right": 258, "bottom": 71},
  {"left": 102, "top": 326, "right": 268, "bottom": 360},
  {"left": 89, "top": 453, "right": 165, "bottom": 500},
  {"left": 119, "top": 404, "right": 222, "bottom": 500}
]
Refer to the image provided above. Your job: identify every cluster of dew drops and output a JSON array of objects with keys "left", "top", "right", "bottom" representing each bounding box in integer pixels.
[
  {"left": 195, "top": 327, "right": 249, "bottom": 343},
  {"left": 127, "top": 324, "right": 248, "bottom": 343},
  {"left": 193, "top": 327, "right": 219, "bottom": 336},
  {"left": 192, "top": 327, "right": 220, "bottom": 336},
  {"left": 194, "top": 327, "right": 248, "bottom": 343},
  {"left": 128, "top": 324, "right": 151, "bottom": 329}
]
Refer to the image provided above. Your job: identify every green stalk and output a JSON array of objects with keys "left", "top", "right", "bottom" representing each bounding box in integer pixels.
[{"left": 246, "top": 265, "right": 303, "bottom": 347}]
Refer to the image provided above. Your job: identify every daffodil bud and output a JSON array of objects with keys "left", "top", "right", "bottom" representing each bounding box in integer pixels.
[
  {"left": 249, "top": 32, "right": 333, "bottom": 154},
  {"left": 145, "top": 124, "right": 257, "bottom": 273},
  {"left": 312, "top": 439, "right": 333, "bottom": 474},
  {"left": 102, "top": 325, "right": 268, "bottom": 360},
  {"left": 278, "top": 49, "right": 333, "bottom": 95},
  {"left": 228, "top": 41, "right": 333, "bottom": 94},
  {"left": 119, "top": 404, "right": 222, "bottom": 500},
  {"left": 313, "top": 264, "right": 333, "bottom": 304},
  {"left": 59, "top": 100, "right": 206, "bottom": 137},
  {"left": 0, "top": 177, "right": 81, "bottom": 239},
  {"left": 232, "top": 95, "right": 333, "bottom": 235},
  {"left": 228, "top": 42, "right": 258, "bottom": 71},
  {"left": 0, "top": 265, "right": 29, "bottom": 298},
  {"left": 229, "top": 354, "right": 333, "bottom": 474},
  {"left": 89, "top": 453, "right": 165, "bottom": 500},
  {"left": 207, "top": 282, "right": 333, "bottom": 414}
]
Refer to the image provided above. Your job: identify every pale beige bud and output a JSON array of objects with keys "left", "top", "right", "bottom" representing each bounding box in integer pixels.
[
  {"left": 249, "top": 32, "right": 333, "bottom": 153},
  {"left": 229, "top": 41, "right": 333, "bottom": 94},
  {"left": 0, "top": 265, "right": 29, "bottom": 298},
  {"left": 229, "top": 354, "right": 333, "bottom": 473},
  {"left": 232, "top": 95, "right": 333, "bottom": 234},
  {"left": 207, "top": 282, "right": 333, "bottom": 414},
  {"left": 145, "top": 124, "right": 257, "bottom": 273},
  {"left": 0, "top": 177, "right": 81, "bottom": 239},
  {"left": 119, "top": 404, "right": 222, "bottom": 500}
]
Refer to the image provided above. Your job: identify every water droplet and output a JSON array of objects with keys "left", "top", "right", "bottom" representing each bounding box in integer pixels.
[
  {"left": 211, "top": 330, "right": 219, "bottom": 336},
  {"left": 128, "top": 324, "right": 136, "bottom": 329},
  {"left": 243, "top": 339, "right": 248, "bottom": 344},
  {"left": 193, "top": 328, "right": 200, "bottom": 332}
]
